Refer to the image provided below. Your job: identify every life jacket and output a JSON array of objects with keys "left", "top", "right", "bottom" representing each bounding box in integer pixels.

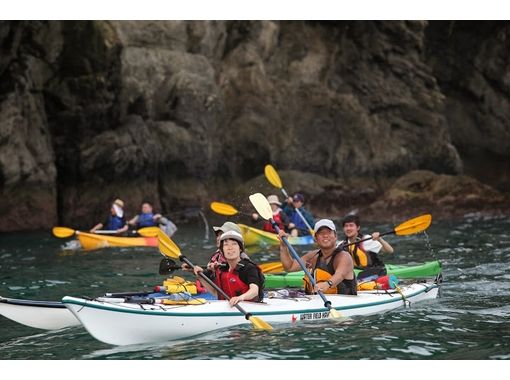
[
  {"left": 137, "top": 212, "right": 157, "bottom": 228},
  {"left": 214, "top": 259, "right": 264, "bottom": 301},
  {"left": 340, "top": 234, "right": 384, "bottom": 269},
  {"left": 262, "top": 209, "right": 285, "bottom": 233},
  {"left": 303, "top": 248, "right": 357, "bottom": 295},
  {"left": 210, "top": 249, "right": 227, "bottom": 265},
  {"left": 105, "top": 215, "right": 125, "bottom": 230}
]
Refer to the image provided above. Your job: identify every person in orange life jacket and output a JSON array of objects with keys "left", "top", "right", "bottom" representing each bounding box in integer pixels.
[
  {"left": 282, "top": 193, "right": 315, "bottom": 237},
  {"left": 90, "top": 199, "right": 128, "bottom": 235},
  {"left": 339, "top": 214, "right": 394, "bottom": 281},
  {"left": 127, "top": 201, "right": 162, "bottom": 229},
  {"left": 278, "top": 219, "right": 357, "bottom": 295},
  {"left": 251, "top": 194, "right": 290, "bottom": 233},
  {"left": 193, "top": 231, "right": 264, "bottom": 306}
]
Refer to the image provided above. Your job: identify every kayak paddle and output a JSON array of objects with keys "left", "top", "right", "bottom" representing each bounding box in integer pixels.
[
  {"left": 210, "top": 201, "right": 252, "bottom": 217},
  {"left": 258, "top": 214, "right": 433, "bottom": 274},
  {"left": 157, "top": 230, "right": 273, "bottom": 331},
  {"left": 52, "top": 226, "right": 161, "bottom": 238},
  {"left": 249, "top": 192, "right": 343, "bottom": 319},
  {"left": 339, "top": 214, "right": 432, "bottom": 250},
  {"left": 264, "top": 164, "right": 315, "bottom": 235},
  {"left": 259, "top": 262, "right": 285, "bottom": 274}
]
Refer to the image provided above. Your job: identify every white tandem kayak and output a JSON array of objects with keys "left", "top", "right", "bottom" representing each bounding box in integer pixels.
[
  {"left": 0, "top": 296, "right": 79, "bottom": 330},
  {"left": 63, "top": 281, "right": 440, "bottom": 346}
]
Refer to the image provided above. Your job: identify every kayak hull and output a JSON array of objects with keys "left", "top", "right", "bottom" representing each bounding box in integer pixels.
[
  {"left": 77, "top": 232, "right": 158, "bottom": 251},
  {"left": 238, "top": 223, "right": 314, "bottom": 247},
  {"left": 265, "top": 260, "right": 442, "bottom": 288},
  {"left": 0, "top": 296, "right": 80, "bottom": 330},
  {"left": 63, "top": 281, "right": 440, "bottom": 346}
]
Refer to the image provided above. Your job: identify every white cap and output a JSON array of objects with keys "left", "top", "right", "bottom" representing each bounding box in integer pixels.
[
  {"left": 267, "top": 195, "right": 281, "bottom": 205},
  {"left": 212, "top": 221, "right": 241, "bottom": 234},
  {"left": 112, "top": 204, "right": 124, "bottom": 218},
  {"left": 219, "top": 230, "right": 244, "bottom": 244},
  {"left": 314, "top": 219, "right": 336, "bottom": 235},
  {"left": 219, "top": 231, "right": 245, "bottom": 252}
]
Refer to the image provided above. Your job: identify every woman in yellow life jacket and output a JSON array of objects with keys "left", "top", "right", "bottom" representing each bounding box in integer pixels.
[
  {"left": 278, "top": 219, "right": 356, "bottom": 295},
  {"left": 339, "top": 214, "right": 394, "bottom": 281}
]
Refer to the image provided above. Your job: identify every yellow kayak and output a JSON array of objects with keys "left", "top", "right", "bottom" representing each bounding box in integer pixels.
[
  {"left": 77, "top": 232, "right": 158, "bottom": 251},
  {"left": 238, "top": 223, "right": 314, "bottom": 247}
]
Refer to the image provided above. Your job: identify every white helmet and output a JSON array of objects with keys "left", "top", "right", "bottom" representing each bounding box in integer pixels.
[{"left": 219, "top": 230, "right": 244, "bottom": 251}]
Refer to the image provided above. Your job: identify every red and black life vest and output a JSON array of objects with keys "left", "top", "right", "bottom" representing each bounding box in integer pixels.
[
  {"left": 262, "top": 210, "right": 285, "bottom": 233},
  {"left": 214, "top": 259, "right": 264, "bottom": 301}
]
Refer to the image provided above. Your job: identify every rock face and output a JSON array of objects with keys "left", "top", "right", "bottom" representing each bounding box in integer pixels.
[
  {"left": 0, "top": 21, "right": 509, "bottom": 231},
  {"left": 365, "top": 170, "right": 510, "bottom": 223}
]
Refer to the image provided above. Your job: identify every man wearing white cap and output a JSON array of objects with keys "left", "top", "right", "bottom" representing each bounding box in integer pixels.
[
  {"left": 90, "top": 199, "right": 129, "bottom": 235},
  {"left": 278, "top": 218, "right": 356, "bottom": 295}
]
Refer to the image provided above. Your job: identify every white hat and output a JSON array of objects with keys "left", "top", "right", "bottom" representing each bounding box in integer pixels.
[
  {"left": 267, "top": 195, "right": 281, "bottom": 205},
  {"left": 219, "top": 230, "right": 245, "bottom": 252},
  {"left": 314, "top": 219, "right": 336, "bottom": 235},
  {"left": 212, "top": 221, "right": 241, "bottom": 234},
  {"left": 112, "top": 203, "right": 124, "bottom": 218},
  {"left": 219, "top": 230, "right": 244, "bottom": 244}
]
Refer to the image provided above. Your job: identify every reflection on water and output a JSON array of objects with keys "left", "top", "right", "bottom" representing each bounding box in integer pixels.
[{"left": 1, "top": 217, "right": 510, "bottom": 359}]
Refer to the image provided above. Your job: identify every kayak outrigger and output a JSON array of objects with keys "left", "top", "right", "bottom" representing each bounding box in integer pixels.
[{"left": 62, "top": 279, "right": 440, "bottom": 346}]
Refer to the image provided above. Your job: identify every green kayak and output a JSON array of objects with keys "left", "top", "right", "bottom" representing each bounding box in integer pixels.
[{"left": 264, "top": 260, "right": 442, "bottom": 289}]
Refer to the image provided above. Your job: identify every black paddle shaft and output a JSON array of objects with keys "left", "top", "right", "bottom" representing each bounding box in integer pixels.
[{"left": 178, "top": 256, "right": 253, "bottom": 319}]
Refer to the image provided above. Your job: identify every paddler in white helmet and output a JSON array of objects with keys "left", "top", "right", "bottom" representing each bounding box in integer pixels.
[
  {"left": 193, "top": 230, "right": 265, "bottom": 306},
  {"left": 181, "top": 221, "right": 249, "bottom": 273}
]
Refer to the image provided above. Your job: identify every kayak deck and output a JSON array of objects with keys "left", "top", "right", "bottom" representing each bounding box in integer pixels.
[
  {"left": 238, "top": 223, "right": 314, "bottom": 247},
  {"left": 77, "top": 232, "right": 158, "bottom": 251},
  {"left": 63, "top": 280, "right": 440, "bottom": 345},
  {"left": 0, "top": 296, "right": 80, "bottom": 330},
  {"left": 264, "top": 260, "right": 442, "bottom": 288}
]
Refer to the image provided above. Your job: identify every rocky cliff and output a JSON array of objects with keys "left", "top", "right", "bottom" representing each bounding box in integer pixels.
[{"left": 0, "top": 21, "right": 509, "bottom": 231}]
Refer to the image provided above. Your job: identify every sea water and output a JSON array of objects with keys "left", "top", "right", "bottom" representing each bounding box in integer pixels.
[{"left": 1, "top": 216, "right": 509, "bottom": 360}]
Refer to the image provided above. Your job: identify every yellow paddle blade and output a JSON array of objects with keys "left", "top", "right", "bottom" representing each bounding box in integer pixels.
[
  {"left": 137, "top": 226, "right": 161, "bottom": 237},
  {"left": 210, "top": 201, "right": 239, "bottom": 216},
  {"left": 157, "top": 231, "right": 181, "bottom": 259},
  {"left": 248, "top": 315, "right": 273, "bottom": 330},
  {"left": 259, "top": 261, "right": 285, "bottom": 274},
  {"left": 264, "top": 164, "right": 283, "bottom": 189},
  {"left": 52, "top": 226, "right": 76, "bottom": 238},
  {"left": 249, "top": 193, "right": 273, "bottom": 220},
  {"left": 394, "top": 214, "right": 432, "bottom": 236}
]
